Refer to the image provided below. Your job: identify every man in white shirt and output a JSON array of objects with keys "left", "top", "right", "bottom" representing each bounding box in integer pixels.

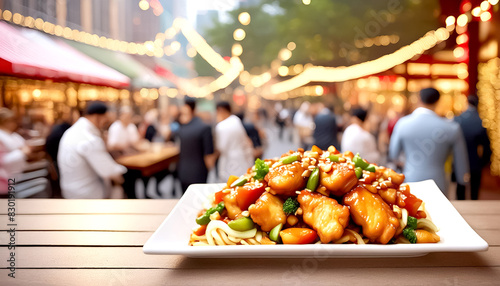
[
  {"left": 215, "top": 101, "right": 254, "bottom": 183},
  {"left": 107, "top": 106, "right": 141, "bottom": 153},
  {"left": 341, "top": 108, "right": 380, "bottom": 164},
  {"left": 58, "top": 102, "right": 126, "bottom": 199}
]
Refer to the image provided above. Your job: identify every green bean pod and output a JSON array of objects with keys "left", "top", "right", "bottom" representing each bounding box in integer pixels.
[
  {"left": 228, "top": 217, "right": 255, "bottom": 231},
  {"left": 366, "top": 164, "right": 376, "bottom": 173},
  {"left": 354, "top": 167, "right": 363, "bottom": 179},
  {"left": 306, "top": 167, "right": 320, "bottom": 192},
  {"left": 353, "top": 153, "right": 369, "bottom": 169},
  {"left": 280, "top": 154, "right": 300, "bottom": 164},
  {"left": 328, "top": 154, "right": 339, "bottom": 162}
]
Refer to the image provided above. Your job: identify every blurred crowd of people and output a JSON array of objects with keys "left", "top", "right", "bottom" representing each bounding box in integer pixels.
[
  {"left": 0, "top": 87, "right": 491, "bottom": 200},
  {"left": 0, "top": 97, "right": 267, "bottom": 199},
  {"left": 277, "top": 88, "right": 490, "bottom": 200}
]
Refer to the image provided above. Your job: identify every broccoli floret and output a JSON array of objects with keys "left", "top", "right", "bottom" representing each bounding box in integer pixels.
[
  {"left": 407, "top": 216, "right": 417, "bottom": 230},
  {"left": 254, "top": 158, "right": 269, "bottom": 180},
  {"left": 403, "top": 228, "right": 417, "bottom": 244},
  {"left": 283, "top": 197, "right": 300, "bottom": 215}
]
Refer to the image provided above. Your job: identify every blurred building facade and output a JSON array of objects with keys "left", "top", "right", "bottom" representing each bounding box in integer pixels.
[{"left": 0, "top": 0, "right": 161, "bottom": 43}]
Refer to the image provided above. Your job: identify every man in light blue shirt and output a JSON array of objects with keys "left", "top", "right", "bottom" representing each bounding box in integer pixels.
[{"left": 389, "top": 88, "right": 469, "bottom": 195}]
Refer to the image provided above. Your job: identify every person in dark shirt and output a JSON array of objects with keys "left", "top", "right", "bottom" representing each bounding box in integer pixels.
[
  {"left": 175, "top": 98, "right": 216, "bottom": 193},
  {"left": 313, "top": 102, "right": 339, "bottom": 150},
  {"left": 46, "top": 109, "right": 81, "bottom": 167},
  {"left": 46, "top": 122, "right": 71, "bottom": 167},
  {"left": 45, "top": 109, "right": 80, "bottom": 197},
  {"left": 144, "top": 125, "right": 157, "bottom": 142},
  {"left": 454, "top": 96, "right": 491, "bottom": 200}
]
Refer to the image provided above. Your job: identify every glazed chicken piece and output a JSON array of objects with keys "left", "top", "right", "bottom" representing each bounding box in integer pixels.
[
  {"left": 265, "top": 162, "right": 307, "bottom": 197},
  {"left": 343, "top": 186, "right": 400, "bottom": 244},
  {"left": 222, "top": 191, "right": 242, "bottom": 220},
  {"left": 320, "top": 163, "right": 358, "bottom": 197},
  {"left": 249, "top": 192, "right": 287, "bottom": 232},
  {"left": 297, "top": 190, "right": 350, "bottom": 243}
]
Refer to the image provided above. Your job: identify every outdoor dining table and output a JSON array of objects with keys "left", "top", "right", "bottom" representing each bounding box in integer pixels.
[{"left": 0, "top": 199, "right": 498, "bottom": 285}]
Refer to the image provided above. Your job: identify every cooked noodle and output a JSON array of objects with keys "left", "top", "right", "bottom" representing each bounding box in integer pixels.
[
  {"left": 345, "top": 229, "right": 366, "bottom": 245},
  {"left": 190, "top": 220, "right": 261, "bottom": 246}
]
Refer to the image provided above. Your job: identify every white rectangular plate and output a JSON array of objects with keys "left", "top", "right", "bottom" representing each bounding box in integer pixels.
[{"left": 143, "top": 180, "right": 488, "bottom": 258}]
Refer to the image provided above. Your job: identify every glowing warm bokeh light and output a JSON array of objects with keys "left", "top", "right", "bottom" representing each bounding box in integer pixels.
[
  {"left": 164, "top": 27, "right": 176, "bottom": 39},
  {"left": 233, "top": 28, "right": 246, "bottom": 41},
  {"left": 238, "top": 12, "right": 251, "bottom": 25},
  {"left": 287, "top": 42, "right": 296, "bottom": 51},
  {"left": 453, "top": 47, "right": 465, "bottom": 58},
  {"left": 139, "top": 0, "right": 149, "bottom": 11},
  {"left": 278, "top": 66, "right": 289, "bottom": 77},
  {"left": 279, "top": 48, "right": 292, "bottom": 61},
  {"left": 472, "top": 7, "right": 482, "bottom": 16},
  {"left": 2, "top": 10, "right": 12, "bottom": 21},
  {"left": 302, "top": 0, "right": 311, "bottom": 5},
  {"left": 480, "top": 11, "right": 492, "bottom": 21},
  {"left": 456, "top": 34, "right": 468, "bottom": 45},
  {"left": 481, "top": 1, "right": 491, "bottom": 11},
  {"left": 376, "top": 94, "right": 386, "bottom": 104},
  {"left": 293, "top": 64, "right": 304, "bottom": 74},
  {"left": 170, "top": 41, "right": 181, "bottom": 52},
  {"left": 315, "top": 86, "right": 324, "bottom": 96},
  {"left": 456, "top": 14, "right": 468, "bottom": 27},
  {"left": 232, "top": 43, "right": 243, "bottom": 56},
  {"left": 32, "top": 89, "right": 41, "bottom": 98},
  {"left": 445, "top": 15, "right": 455, "bottom": 26}
]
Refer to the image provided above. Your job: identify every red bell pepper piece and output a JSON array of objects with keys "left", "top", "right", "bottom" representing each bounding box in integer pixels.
[{"left": 236, "top": 182, "right": 266, "bottom": 210}]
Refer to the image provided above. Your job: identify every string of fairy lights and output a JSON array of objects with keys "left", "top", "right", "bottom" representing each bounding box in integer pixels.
[
  {"left": 270, "top": 27, "right": 451, "bottom": 95},
  {"left": 0, "top": 0, "right": 499, "bottom": 99}
]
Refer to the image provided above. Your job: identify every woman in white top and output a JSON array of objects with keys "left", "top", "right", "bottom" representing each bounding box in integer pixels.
[{"left": 107, "top": 106, "right": 141, "bottom": 153}]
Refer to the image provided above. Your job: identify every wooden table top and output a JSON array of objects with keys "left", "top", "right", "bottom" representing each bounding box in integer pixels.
[
  {"left": 115, "top": 146, "right": 179, "bottom": 177},
  {"left": 0, "top": 199, "right": 498, "bottom": 285},
  {"left": 116, "top": 146, "right": 179, "bottom": 169}
]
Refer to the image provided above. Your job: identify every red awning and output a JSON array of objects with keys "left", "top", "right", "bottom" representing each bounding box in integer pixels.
[{"left": 0, "top": 21, "right": 130, "bottom": 88}]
